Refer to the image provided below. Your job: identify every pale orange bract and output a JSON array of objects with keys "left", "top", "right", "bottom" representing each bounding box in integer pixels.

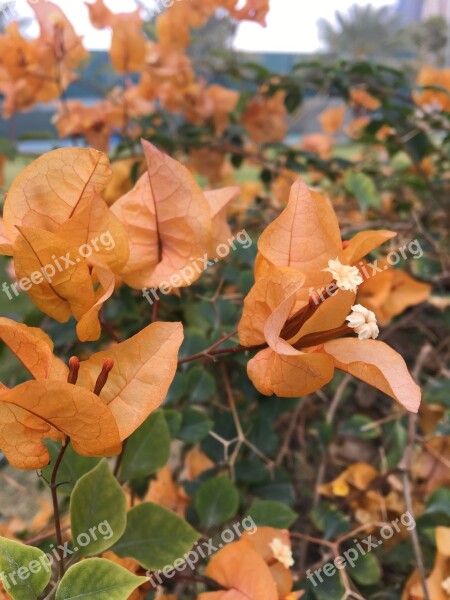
[
  {"left": 111, "top": 140, "right": 240, "bottom": 290},
  {"left": 0, "top": 147, "right": 129, "bottom": 341},
  {"left": 0, "top": 317, "right": 183, "bottom": 468},
  {"left": 86, "top": 0, "right": 146, "bottom": 73},
  {"left": 0, "top": 1, "right": 87, "bottom": 117},
  {"left": 238, "top": 179, "right": 421, "bottom": 412}
]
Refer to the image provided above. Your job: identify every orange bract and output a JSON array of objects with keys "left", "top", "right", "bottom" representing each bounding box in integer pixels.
[
  {"left": 414, "top": 66, "right": 450, "bottom": 112},
  {"left": 239, "top": 179, "right": 421, "bottom": 412},
  {"left": 0, "top": 318, "right": 183, "bottom": 467},
  {"left": 0, "top": 1, "right": 87, "bottom": 117},
  {"left": 319, "top": 105, "right": 346, "bottom": 134},
  {"left": 1, "top": 148, "right": 129, "bottom": 341},
  {"left": 198, "top": 540, "right": 278, "bottom": 600},
  {"left": 111, "top": 140, "right": 239, "bottom": 290},
  {"left": 86, "top": 0, "right": 146, "bottom": 73}
]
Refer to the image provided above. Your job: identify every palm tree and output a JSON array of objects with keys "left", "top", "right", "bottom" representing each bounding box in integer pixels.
[{"left": 318, "top": 4, "right": 411, "bottom": 60}]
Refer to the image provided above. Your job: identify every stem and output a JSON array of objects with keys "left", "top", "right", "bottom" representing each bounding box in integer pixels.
[
  {"left": 50, "top": 438, "right": 70, "bottom": 579},
  {"left": 178, "top": 343, "right": 264, "bottom": 365},
  {"left": 25, "top": 526, "right": 70, "bottom": 546},
  {"left": 113, "top": 439, "right": 127, "bottom": 479},
  {"left": 151, "top": 297, "right": 159, "bottom": 323},
  {"left": 398, "top": 344, "right": 432, "bottom": 600}
]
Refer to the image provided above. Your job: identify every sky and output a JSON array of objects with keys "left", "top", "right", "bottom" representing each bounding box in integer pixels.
[{"left": 11, "top": 0, "right": 397, "bottom": 53}]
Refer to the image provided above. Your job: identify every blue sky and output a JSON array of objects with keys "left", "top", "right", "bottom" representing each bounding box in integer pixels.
[{"left": 14, "top": 0, "right": 396, "bottom": 53}]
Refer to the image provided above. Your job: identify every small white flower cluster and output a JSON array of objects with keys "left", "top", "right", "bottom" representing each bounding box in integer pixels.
[
  {"left": 442, "top": 576, "right": 450, "bottom": 595},
  {"left": 269, "top": 537, "right": 294, "bottom": 569},
  {"left": 323, "top": 258, "right": 363, "bottom": 293},
  {"left": 322, "top": 258, "right": 379, "bottom": 341},
  {"left": 346, "top": 304, "right": 379, "bottom": 340}
]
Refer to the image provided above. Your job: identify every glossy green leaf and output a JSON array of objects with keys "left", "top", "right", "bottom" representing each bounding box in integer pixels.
[
  {"left": 195, "top": 476, "right": 239, "bottom": 528},
  {"left": 247, "top": 500, "right": 298, "bottom": 528},
  {"left": 119, "top": 411, "right": 170, "bottom": 481},
  {"left": 0, "top": 537, "right": 51, "bottom": 600},
  {"left": 55, "top": 558, "right": 146, "bottom": 600},
  {"left": 177, "top": 408, "right": 213, "bottom": 443},
  {"left": 112, "top": 503, "right": 199, "bottom": 570},
  {"left": 70, "top": 460, "right": 127, "bottom": 556}
]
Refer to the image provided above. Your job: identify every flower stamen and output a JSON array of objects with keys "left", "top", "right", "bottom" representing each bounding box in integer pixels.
[
  {"left": 67, "top": 356, "right": 80, "bottom": 385},
  {"left": 93, "top": 358, "right": 114, "bottom": 396}
]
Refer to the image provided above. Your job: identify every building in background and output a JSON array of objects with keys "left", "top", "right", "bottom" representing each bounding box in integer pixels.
[{"left": 397, "top": 0, "right": 425, "bottom": 23}]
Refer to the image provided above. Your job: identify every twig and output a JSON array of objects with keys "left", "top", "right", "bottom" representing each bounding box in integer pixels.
[
  {"left": 398, "top": 344, "right": 433, "bottom": 600},
  {"left": 49, "top": 439, "right": 70, "bottom": 579}
]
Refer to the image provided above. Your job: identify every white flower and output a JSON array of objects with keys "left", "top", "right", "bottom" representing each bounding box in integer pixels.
[
  {"left": 346, "top": 304, "right": 379, "bottom": 340},
  {"left": 322, "top": 258, "right": 363, "bottom": 293},
  {"left": 269, "top": 537, "right": 294, "bottom": 569},
  {"left": 442, "top": 576, "right": 450, "bottom": 595}
]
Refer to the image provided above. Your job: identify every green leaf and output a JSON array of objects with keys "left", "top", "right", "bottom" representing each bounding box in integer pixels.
[
  {"left": 55, "top": 558, "right": 146, "bottom": 600},
  {"left": 0, "top": 537, "right": 51, "bottom": 600},
  {"left": 311, "top": 501, "right": 352, "bottom": 540},
  {"left": 247, "top": 500, "right": 298, "bottom": 528},
  {"left": 186, "top": 367, "right": 217, "bottom": 403},
  {"left": 112, "top": 503, "right": 199, "bottom": 570},
  {"left": 70, "top": 460, "right": 127, "bottom": 557},
  {"left": 344, "top": 171, "right": 380, "bottom": 213},
  {"left": 348, "top": 551, "right": 381, "bottom": 585},
  {"left": 163, "top": 409, "right": 182, "bottom": 437},
  {"left": 418, "top": 487, "right": 450, "bottom": 527},
  {"left": 307, "top": 567, "right": 345, "bottom": 599},
  {"left": 177, "top": 408, "right": 213, "bottom": 443},
  {"left": 383, "top": 419, "right": 407, "bottom": 469},
  {"left": 42, "top": 441, "right": 100, "bottom": 495},
  {"left": 195, "top": 476, "right": 239, "bottom": 528},
  {"left": 338, "top": 415, "right": 381, "bottom": 440},
  {"left": 120, "top": 411, "right": 170, "bottom": 481}
]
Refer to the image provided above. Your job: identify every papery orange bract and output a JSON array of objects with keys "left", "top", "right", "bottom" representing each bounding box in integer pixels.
[
  {"left": 230, "top": 0, "right": 270, "bottom": 26},
  {"left": 12, "top": 226, "right": 97, "bottom": 324},
  {"left": 144, "top": 466, "right": 189, "bottom": 516},
  {"left": 239, "top": 179, "right": 421, "bottom": 412},
  {"left": 241, "top": 91, "right": 288, "bottom": 144},
  {"left": 241, "top": 528, "right": 295, "bottom": 599},
  {"left": 3, "top": 148, "right": 111, "bottom": 240},
  {"left": 357, "top": 261, "right": 431, "bottom": 324},
  {"left": 0, "top": 381, "right": 121, "bottom": 469},
  {"left": 86, "top": 0, "right": 146, "bottom": 73},
  {"left": 349, "top": 87, "right": 381, "bottom": 111},
  {"left": 318, "top": 462, "right": 380, "bottom": 497},
  {"left": 300, "top": 133, "right": 334, "bottom": 159},
  {"left": 198, "top": 540, "right": 278, "bottom": 600},
  {"left": 77, "top": 321, "right": 183, "bottom": 439},
  {"left": 413, "top": 436, "right": 450, "bottom": 494},
  {"left": 0, "top": 317, "right": 183, "bottom": 464},
  {"left": 111, "top": 140, "right": 239, "bottom": 290},
  {"left": 103, "top": 157, "right": 145, "bottom": 205},
  {"left": 345, "top": 115, "right": 371, "bottom": 139},
  {"left": 2, "top": 148, "right": 129, "bottom": 341},
  {"left": 0, "top": 1, "right": 87, "bottom": 117},
  {"left": 0, "top": 317, "right": 67, "bottom": 381},
  {"left": 319, "top": 105, "right": 346, "bottom": 134},
  {"left": 402, "top": 526, "right": 450, "bottom": 600},
  {"left": 414, "top": 66, "right": 450, "bottom": 112}
]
